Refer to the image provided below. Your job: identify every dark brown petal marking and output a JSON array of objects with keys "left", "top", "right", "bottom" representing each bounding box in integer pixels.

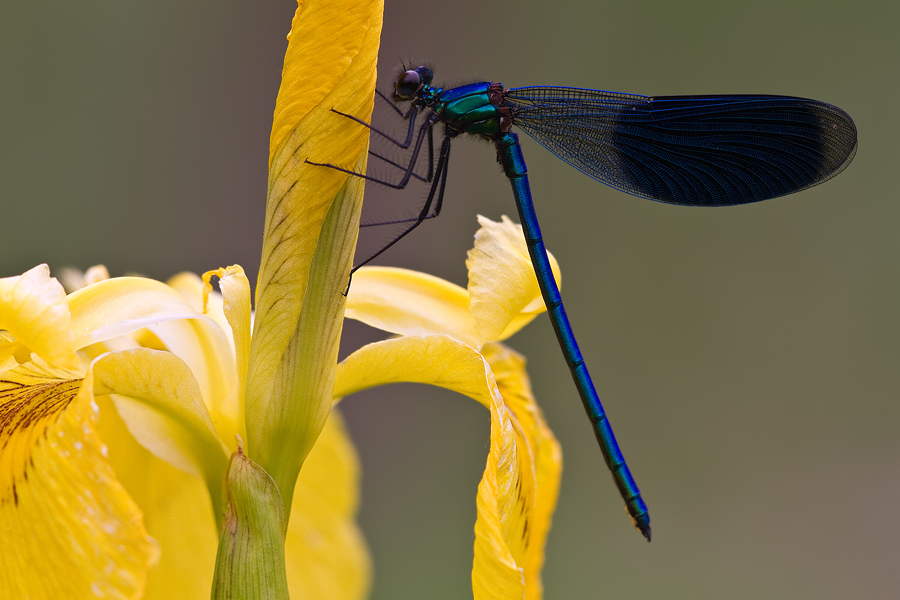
[{"left": 0, "top": 378, "right": 81, "bottom": 505}]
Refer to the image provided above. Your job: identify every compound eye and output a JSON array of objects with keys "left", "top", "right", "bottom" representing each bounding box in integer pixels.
[{"left": 394, "top": 70, "right": 421, "bottom": 99}]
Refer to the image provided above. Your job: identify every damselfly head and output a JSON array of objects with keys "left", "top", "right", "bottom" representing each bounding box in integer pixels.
[{"left": 393, "top": 66, "right": 434, "bottom": 101}]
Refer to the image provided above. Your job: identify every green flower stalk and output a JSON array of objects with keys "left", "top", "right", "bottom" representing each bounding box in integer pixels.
[{"left": 212, "top": 447, "right": 289, "bottom": 600}]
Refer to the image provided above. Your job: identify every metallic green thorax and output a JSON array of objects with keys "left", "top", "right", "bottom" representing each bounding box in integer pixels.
[{"left": 427, "top": 82, "right": 512, "bottom": 139}]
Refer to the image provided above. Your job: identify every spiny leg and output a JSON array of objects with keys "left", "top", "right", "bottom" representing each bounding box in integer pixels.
[
  {"left": 375, "top": 88, "right": 408, "bottom": 118},
  {"left": 425, "top": 124, "right": 434, "bottom": 182},
  {"left": 361, "top": 127, "right": 440, "bottom": 227},
  {"left": 331, "top": 103, "right": 421, "bottom": 149},
  {"left": 332, "top": 96, "right": 436, "bottom": 182},
  {"left": 306, "top": 113, "right": 437, "bottom": 190},
  {"left": 344, "top": 136, "right": 453, "bottom": 293},
  {"left": 358, "top": 138, "right": 449, "bottom": 229},
  {"left": 352, "top": 136, "right": 451, "bottom": 272},
  {"left": 368, "top": 144, "right": 431, "bottom": 183},
  {"left": 366, "top": 124, "right": 435, "bottom": 182}
]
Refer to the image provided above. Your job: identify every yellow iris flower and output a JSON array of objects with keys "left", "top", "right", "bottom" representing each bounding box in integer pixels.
[
  {"left": 1, "top": 263, "right": 370, "bottom": 599},
  {"left": 0, "top": 0, "right": 563, "bottom": 598}
]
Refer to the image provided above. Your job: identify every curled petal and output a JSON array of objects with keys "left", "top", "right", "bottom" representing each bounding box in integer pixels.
[
  {"left": 480, "top": 343, "right": 562, "bottom": 599},
  {"left": 67, "top": 276, "right": 207, "bottom": 349},
  {"left": 70, "top": 276, "right": 240, "bottom": 445},
  {"left": 89, "top": 348, "right": 230, "bottom": 521},
  {"left": 336, "top": 335, "right": 561, "bottom": 598},
  {"left": 472, "top": 405, "right": 528, "bottom": 599},
  {"left": 0, "top": 265, "right": 79, "bottom": 370},
  {"left": 270, "top": 0, "right": 381, "bottom": 168},
  {"left": 247, "top": 0, "right": 383, "bottom": 511},
  {"left": 467, "top": 216, "right": 561, "bottom": 343},
  {"left": 149, "top": 321, "right": 238, "bottom": 449},
  {"left": 346, "top": 266, "right": 478, "bottom": 347},
  {"left": 256, "top": 0, "right": 382, "bottom": 359},
  {"left": 335, "top": 335, "right": 495, "bottom": 408},
  {"left": 0, "top": 362, "right": 158, "bottom": 599},
  {"left": 204, "top": 266, "right": 252, "bottom": 442}
]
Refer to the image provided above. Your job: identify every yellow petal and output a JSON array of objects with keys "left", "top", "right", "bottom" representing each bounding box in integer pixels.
[
  {"left": 149, "top": 317, "right": 239, "bottom": 447},
  {"left": 256, "top": 0, "right": 381, "bottom": 350},
  {"left": 0, "top": 331, "right": 17, "bottom": 371},
  {"left": 345, "top": 266, "right": 478, "bottom": 347},
  {"left": 269, "top": 0, "right": 381, "bottom": 168},
  {"left": 336, "top": 335, "right": 560, "bottom": 598},
  {"left": 95, "top": 395, "right": 218, "bottom": 599},
  {"left": 467, "top": 216, "right": 561, "bottom": 343},
  {"left": 162, "top": 270, "right": 244, "bottom": 445},
  {"left": 70, "top": 276, "right": 240, "bottom": 445},
  {"left": 59, "top": 264, "right": 111, "bottom": 293},
  {"left": 472, "top": 406, "right": 528, "bottom": 599},
  {"left": 481, "top": 343, "right": 562, "bottom": 599},
  {"left": 67, "top": 276, "right": 207, "bottom": 348},
  {"left": 335, "top": 335, "right": 495, "bottom": 408},
  {"left": 167, "top": 271, "right": 208, "bottom": 312},
  {"left": 169, "top": 271, "right": 237, "bottom": 357},
  {"left": 204, "top": 266, "right": 252, "bottom": 442},
  {"left": 0, "top": 362, "right": 158, "bottom": 599},
  {"left": 0, "top": 264, "right": 79, "bottom": 370},
  {"left": 89, "top": 348, "right": 230, "bottom": 521},
  {"left": 247, "top": 0, "right": 382, "bottom": 512},
  {"left": 286, "top": 408, "right": 370, "bottom": 599}
]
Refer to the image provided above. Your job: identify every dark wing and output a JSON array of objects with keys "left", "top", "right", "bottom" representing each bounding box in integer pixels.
[{"left": 505, "top": 87, "right": 857, "bottom": 206}]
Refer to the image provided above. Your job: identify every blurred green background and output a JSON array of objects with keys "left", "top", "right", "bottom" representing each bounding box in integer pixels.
[{"left": 2, "top": 0, "right": 897, "bottom": 598}]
